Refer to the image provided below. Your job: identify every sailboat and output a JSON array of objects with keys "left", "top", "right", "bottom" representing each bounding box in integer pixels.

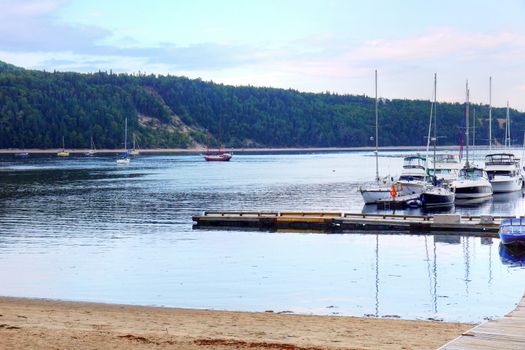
[
  {"left": 420, "top": 74, "right": 455, "bottom": 208},
  {"left": 85, "top": 136, "right": 96, "bottom": 157},
  {"left": 203, "top": 129, "right": 232, "bottom": 161},
  {"left": 451, "top": 81, "right": 492, "bottom": 199},
  {"left": 130, "top": 134, "right": 140, "bottom": 156},
  {"left": 116, "top": 118, "right": 130, "bottom": 165},
  {"left": 57, "top": 136, "right": 69, "bottom": 157},
  {"left": 359, "top": 70, "right": 394, "bottom": 204}
]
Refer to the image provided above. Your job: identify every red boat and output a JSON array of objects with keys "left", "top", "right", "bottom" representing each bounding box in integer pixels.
[
  {"left": 203, "top": 130, "right": 232, "bottom": 161},
  {"left": 204, "top": 151, "right": 232, "bottom": 161}
]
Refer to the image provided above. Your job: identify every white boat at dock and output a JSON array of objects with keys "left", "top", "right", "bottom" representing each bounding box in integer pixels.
[
  {"left": 359, "top": 70, "right": 394, "bottom": 204},
  {"left": 485, "top": 153, "right": 522, "bottom": 192},
  {"left": 397, "top": 155, "right": 427, "bottom": 195}
]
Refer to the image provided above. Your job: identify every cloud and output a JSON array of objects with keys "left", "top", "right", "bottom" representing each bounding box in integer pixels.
[{"left": 0, "top": 2, "right": 524, "bottom": 108}]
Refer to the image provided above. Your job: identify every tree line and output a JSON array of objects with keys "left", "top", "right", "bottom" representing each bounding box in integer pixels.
[{"left": 0, "top": 60, "right": 523, "bottom": 149}]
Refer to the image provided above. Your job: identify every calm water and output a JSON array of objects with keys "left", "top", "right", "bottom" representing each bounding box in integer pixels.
[{"left": 1, "top": 151, "right": 525, "bottom": 323}]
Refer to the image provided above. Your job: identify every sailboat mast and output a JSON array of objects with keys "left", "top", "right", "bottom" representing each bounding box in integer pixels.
[
  {"left": 124, "top": 118, "right": 128, "bottom": 150},
  {"left": 375, "top": 70, "right": 379, "bottom": 182},
  {"left": 62, "top": 136, "right": 65, "bottom": 150},
  {"left": 433, "top": 73, "right": 437, "bottom": 176},
  {"left": 506, "top": 101, "right": 510, "bottom": 148},
  {"left": 465, "top": 81, "right": 470, "bottom": 167},
  {"left": 489, "top": 77, "right": 492, "bottom": 150}
]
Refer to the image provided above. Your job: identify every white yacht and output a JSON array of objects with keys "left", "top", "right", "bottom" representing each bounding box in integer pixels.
[
  {"left": 397, "top": 155, "right": 428, "bottom": 195},
  {"left": 451, "top": 167, "right": 493, "bottom": 199},
  {"left": 428, "top": 153, "right": 461, "bottom": 184},
  {"left": 484, "top": 153, "right": 523, "bottom": 192}
]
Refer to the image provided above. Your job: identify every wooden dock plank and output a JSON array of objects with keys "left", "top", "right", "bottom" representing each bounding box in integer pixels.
[{"left": 439, "top": 294, "right": 525, "bottom": 349}]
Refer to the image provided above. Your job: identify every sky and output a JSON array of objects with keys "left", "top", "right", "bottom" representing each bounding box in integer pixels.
[{"left": 1, "top": 0, "right": 525, "bottom": 109}]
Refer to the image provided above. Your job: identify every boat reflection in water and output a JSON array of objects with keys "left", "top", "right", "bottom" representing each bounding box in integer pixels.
[
  {"left": 499, "top": 243, "right": 525, "bottom": 266},
  {"left": 454, "top": 196, "right": 492, "bottom": 207}
]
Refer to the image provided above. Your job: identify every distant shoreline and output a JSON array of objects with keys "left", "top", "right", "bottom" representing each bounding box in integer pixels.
[{"left": 0, "top": 145, "right": 477, "bottom": 155}]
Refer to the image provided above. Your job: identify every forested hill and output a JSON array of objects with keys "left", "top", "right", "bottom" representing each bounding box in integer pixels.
[{"left": 0, "top": 60, "right": 523, "bottom": 149}]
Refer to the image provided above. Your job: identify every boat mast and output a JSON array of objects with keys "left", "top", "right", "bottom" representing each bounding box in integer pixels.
[
  {"left": 433, "top": 73, "right": 437, "bottom": 178},
  {"left": 473, "top": 109, "right": 476, "bottom": 148},
  {"left": 505, "top": 101, "right": 510, "bottom": 148},
  {"left": 425, "top": 74, "right": 435, "bottom": 182},
  {"left": 124, "top": 117, "right": 128, "bottom": 151},
  {"left": 465, "top": 81, "right": 470, "bottom": 167},
  {"left": 375, "top": 69, "right": 379, "bottom": 182},
  {"left": 62, "top": 136, "right": 65, "bottom": 151},
  {"left": 489, "top": 77, "right": 492, "bottom": 150}
]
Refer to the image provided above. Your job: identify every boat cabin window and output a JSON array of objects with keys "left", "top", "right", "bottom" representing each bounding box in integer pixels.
[
  {"left": 487, "top": 170, "right": 514, "bottom": 177},
  {"left": 403, "top": 157, "right": 426, "bottom": 169},
  {"left": 485, "top": 154, "right": 516, "bottom": 165},
  {"left": 459, "top": 168, "right": 485, "bottom": 179},
  {"left": 434, "top": 154, "right": 458, "bottom": 163},
  {"left": 399, "top": 175, "right": 425, "bottom": 181}
]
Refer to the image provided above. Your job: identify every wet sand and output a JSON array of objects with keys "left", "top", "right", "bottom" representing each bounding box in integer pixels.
[{"left": 0, "top": 297, "right": 471, "bottom": 350}]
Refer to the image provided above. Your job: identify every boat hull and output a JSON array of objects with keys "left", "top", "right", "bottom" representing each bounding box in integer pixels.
[
  {"left": 454, "top": 185, "right": 493, "bottom": 199},
  {"left": 490, "top": 177, "right": 523, "bottom": 193},
  {"left": 204, "top": 153, "right": 232, "bottom": 161},
  {"left": 499, "top": 218, "right": 525, "bottom": 246},
  {"left": 360, "top": 188, "right": 392, "bottom": 204},
  {"left": 116, "top": 158, "right": 130, "bottom": 165},
  {"left": 397, "top": 181, "right": 426, "bottom": 196},
  {"left": 420, "top": 191, "right": 455, "bottom": 208}
]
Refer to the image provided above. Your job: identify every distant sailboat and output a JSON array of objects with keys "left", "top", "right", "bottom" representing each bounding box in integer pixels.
[
  {"left": 203, "top": 128, "right": 232, "bottom": 161},
  {"left": 116, "top": 118, "right": 130, "bottom": 165},
  {"left": 130, "top": 134, "right": 140, "bottom": 156},
  {"left": 57, "top": 136, "right": 69, "bottom": 157},
  {"left": 85, "top": 136, "right": 96, "bottom": 157}
]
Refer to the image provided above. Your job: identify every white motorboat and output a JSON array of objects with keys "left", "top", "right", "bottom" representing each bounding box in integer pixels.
[
  {"left": 452, "top": 167, "right": 493, "bottom": 199},
  {"left": 429, "top": 153, "right": 462, "bottom": 184},
  {"left": 485, "top": 153, "right": 523, "bottom": 192},
  {"left": 397, "top": 155, "right": 428, "bottom": 195}
]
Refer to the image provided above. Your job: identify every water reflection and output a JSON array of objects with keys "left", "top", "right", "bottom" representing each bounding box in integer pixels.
[
  {"left": 1, "top": 153, "right": 525, "bottom": 323},
  {"left": 499, "top": 243, "right": 525, "bottom": 266}
]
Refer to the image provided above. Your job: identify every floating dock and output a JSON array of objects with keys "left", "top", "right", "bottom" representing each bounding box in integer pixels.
[
  {"left": 440, "top": 293, "right": 525, "bottom": 349},
  {"left": 192, "top": 211, "right": 507, "bottom": 237}
]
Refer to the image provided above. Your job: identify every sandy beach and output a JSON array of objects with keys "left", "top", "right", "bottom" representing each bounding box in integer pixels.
[{"left": 0, "top": 297, "right": 471, "bottom": 350}]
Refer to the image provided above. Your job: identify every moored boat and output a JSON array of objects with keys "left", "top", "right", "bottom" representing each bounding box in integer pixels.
[
  {"left": 204, "top": 151, "right": 232, "bottom": 161},
  {"left": 420, "top": 184, "right": 455, "bottom": 208},
  {"left": 452, "top": 167, "right": 493, "bottom": 199},
  {"left": 359, "top": 70, "right": 393, "bottom": 204},
  {"left": 485, "top": 153, "right": 522, "bottom": 192},
  {"left": 499, "top": 218, "right": 525, "bottom": 246},
  {"left": 57, "top": 136, "right": 69, "bottom": 157},
  {"left": 85, "top": 136, "right": 96, "bottom": 157},
  {"left": 397, "top": 155, "right": 428, "bottom": 195},
  {"left": 429, "top": 153, "right": 461, "bottom": 184},
  {"left": 116, "top": 118, "right": 130, "bottom": 165},
  {"left": 14, "top": 152, "right": 30, "bottom": 158}
]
